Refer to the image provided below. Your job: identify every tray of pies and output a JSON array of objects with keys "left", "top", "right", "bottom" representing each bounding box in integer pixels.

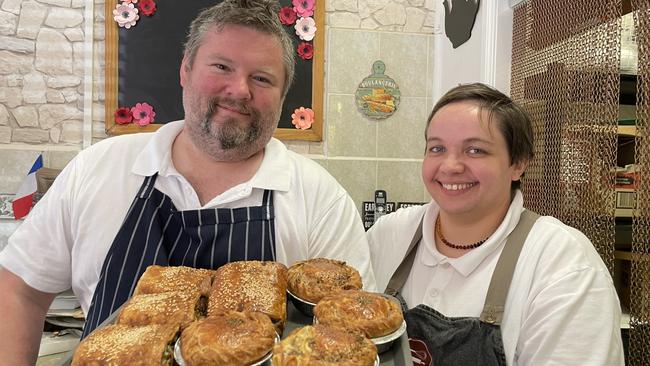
[{"left": 60, "top": 260, "right": 412, "bottom": 366}]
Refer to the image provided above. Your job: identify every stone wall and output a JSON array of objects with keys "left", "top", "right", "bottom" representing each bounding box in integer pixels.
[
  {"left": 326, "top": 0, "right": 436, "bottom": 32},
  {"left": 0, "top": 0, "right": 86, "bottom": 146}
]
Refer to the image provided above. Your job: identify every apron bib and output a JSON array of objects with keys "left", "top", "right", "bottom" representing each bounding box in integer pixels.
[
  {"left": 82, "top": 173, "right": 276, "bottom": 337},
  {"left": 385, "top": 211, "right": 540, "bottom": 366}
]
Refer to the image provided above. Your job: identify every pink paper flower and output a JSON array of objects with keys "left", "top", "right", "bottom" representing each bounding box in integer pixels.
[
  {"left": 138, "top": 0, "right": 156, "bottom": 16},
  {"left": 279, "top": 6, "right": 297, "bottom": 25},
  {"left": 131, "top": 102, "right": 155, "bottom": 126},
  {"left": 113, "top": 3, "right": 139, "bottom": 29},
  {"left": 291, "top": 107, "right": 314, "bottom": 130},
  {"left": 114, "top": 107, "right": 133, "bottom": 125},
  {"left": 292, "top": 0, "right": 315, "bottom": 18},
  {"left": 297, "top": 42, "right": 314, "bottom": 60},
  {"left": 294, "top": 17, "right": 316, "bottom": 41}
]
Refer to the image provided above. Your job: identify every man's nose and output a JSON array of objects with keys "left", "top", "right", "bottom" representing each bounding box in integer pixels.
[{"left": 225, "top": 74, "right": 252, "bottom": 101}]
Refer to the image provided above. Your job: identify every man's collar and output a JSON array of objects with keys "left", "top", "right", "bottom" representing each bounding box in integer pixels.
[
  {"left": 131, "top": 120, "right": 184, "bottom": 177},
  {"left": 131, "top": 121, "right": 292, "bottom": 192}
]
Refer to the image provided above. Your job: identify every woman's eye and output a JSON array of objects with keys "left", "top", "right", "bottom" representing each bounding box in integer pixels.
[
  {"left": 428, "top": 146, "right": 444, "bottom": 153},
  {"left": 213, "top": 64, "right": 228, "bottom": 70},
  {"left": 467, "top": 147, "right": 485, "bottom": 155}
]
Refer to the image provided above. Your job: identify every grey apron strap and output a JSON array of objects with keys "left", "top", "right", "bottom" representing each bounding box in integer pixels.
[
  {"left": 479, "top": 210, "right": 540, "bottom": 324},
  {"left": 385, "top": 217, "right": 424, "bottom": 297}
]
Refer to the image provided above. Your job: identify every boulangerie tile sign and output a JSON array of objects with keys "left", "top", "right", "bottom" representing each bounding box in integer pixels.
[{"left": 355, "top": 60, "right": 400, "bottom": 120}]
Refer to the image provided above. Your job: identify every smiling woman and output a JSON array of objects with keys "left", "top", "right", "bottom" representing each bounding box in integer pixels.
[{"left": 104, "top": 0, "right": 324, "bottom": 141}]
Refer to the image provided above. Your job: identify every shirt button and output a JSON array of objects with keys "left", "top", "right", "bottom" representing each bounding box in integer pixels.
[{"left": 429, "top": 289, "right": 439, "bottom": 298}]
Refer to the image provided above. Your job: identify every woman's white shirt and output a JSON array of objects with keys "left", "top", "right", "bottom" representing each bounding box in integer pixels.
[{"left": 367, "top": 191, "right": 624, "bottom": 366}]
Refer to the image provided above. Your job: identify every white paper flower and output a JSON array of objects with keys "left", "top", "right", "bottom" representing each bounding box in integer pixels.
[
  {"left": 294, "top": 17, "right": 316, "bottom": 41},
  {"left": 113, "top": 3, "right": 139, "bottom": 29}
]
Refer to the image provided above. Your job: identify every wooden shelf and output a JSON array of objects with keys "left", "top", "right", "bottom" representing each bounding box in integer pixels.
[
  {"left": 614, "top": 250, "right": 650, "bottom": 262},
  {"left": 618, "top": 125, "right": 637, "bottom": 136},
  {"left": 562, "top": 125, "right": 637, "bottom": 136},
  {"left": 622, "top": 311, "right": 630, "bottom": 329},
  {"left": 616, "top": 208, "right": 635, "bottom": 217}
]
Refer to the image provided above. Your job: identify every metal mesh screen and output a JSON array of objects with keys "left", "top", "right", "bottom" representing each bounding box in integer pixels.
[
  {"left": 513, "top": 0, "right": 650, "bottom": 363},
  {"left": 630, "top": 1, "right": 650, "bottom": 364},
  {"left": 511, "top": 0, "right": 619, "bottom": 270}
]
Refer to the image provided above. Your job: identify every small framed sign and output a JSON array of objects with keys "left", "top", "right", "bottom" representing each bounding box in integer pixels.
[{"left": 355, "top": 61, "right": 400, "bottom": 120}]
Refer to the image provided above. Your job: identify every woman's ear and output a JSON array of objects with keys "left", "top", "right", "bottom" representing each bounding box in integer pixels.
[{"left": 511, "top": 159, "right": 529, "bottom": 182}]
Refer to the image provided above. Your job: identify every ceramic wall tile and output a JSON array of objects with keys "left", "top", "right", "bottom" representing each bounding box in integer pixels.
[
  {"left": 377, "top": 160, "right": 426, "bottom": 206},
  {"left": 422, "top": 184, "right": 431, "bottom": 203},
  {"left": 285, "top": 140, "right": 310, "bottom": 155},
  {"left": 379, "top": 33, "right": 430, "bottom": 98},
  {"left": 308, "top": 141, "right": 324, "bottom": 155},
  {"left": 377, "top": 97, "right": 428, "bottom": 159},
  {"left": 325, "top": 159, "right": 377, "bottom": 213},
  {"left": 328, "top": 29, "right": 380, "bottom": 95},
  {"left": 311, "top": 157, "right": 328, "bottom": 170},
  {"left": 427, "top": 35, "right": 435, "bottom": 102},
  {"left": 327, "top": 94, "right": 377, "bottom": 157}
]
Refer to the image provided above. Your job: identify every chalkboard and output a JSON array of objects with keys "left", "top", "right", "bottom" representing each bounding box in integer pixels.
[{"left": 104, "top": 0, "right": 324, "bottom": 141}]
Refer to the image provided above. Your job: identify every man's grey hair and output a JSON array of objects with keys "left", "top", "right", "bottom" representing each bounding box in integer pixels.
[{"left": 183, "top": 0, "right": 296, "bottom": 98}]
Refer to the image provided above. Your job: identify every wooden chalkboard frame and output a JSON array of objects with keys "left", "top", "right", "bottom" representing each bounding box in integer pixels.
[{"left": 104, "top": 1, "right": 324, "bottom": 141}]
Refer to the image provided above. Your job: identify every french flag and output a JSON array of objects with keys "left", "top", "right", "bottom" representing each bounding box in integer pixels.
[{"left": 12, "top": 154, "right": 43, "bottom": 220}]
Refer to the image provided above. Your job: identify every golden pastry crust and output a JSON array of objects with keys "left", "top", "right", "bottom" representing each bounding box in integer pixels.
[
  {"left": 208, "top": 261, "right": 288, "bottom": 332},
  {"left": 272, "top": 324, "right": 377, "bottom": 366},
  {"left": 116, "top": 290, "right": 206, "bottom": 329},
  {"left": 313, "top": 289, "right": 404, "bottom": 338},
  {"left": 180, "top": 311, "right": 276, "bottom": 366},
  {"left": 287, "top": 258, "right": 363, "bottom": 303},
  {"left": 133, "top": 265, "right": 214, "bottom": 296},
  {"left": 71, "top": 324, "right": 179, "bottom": 366}
]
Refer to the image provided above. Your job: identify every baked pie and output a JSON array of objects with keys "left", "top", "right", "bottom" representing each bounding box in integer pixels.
[
  {"left": 287, "top": 258, "right": 363, "bottom": 303},
  {"left": 313, "top": 289, "right": 404, "bottom": 338},
  {"left": 133, "top": 265, "right": 214, "bottom": 296},
  {"left": 208, "top": 260, "right": 288, "bottom": 332},
  {"left": 272, "top": 324, "right": 377, "bottom": 366},
  {"left": 116, "top": 290, "right": 206, "bottom": 329},
  {"left": 71, "top": 324, "right": 179, "bottom": 366},
  {"left": 179, "top": 311, "right": 276, "bottom": 366}
]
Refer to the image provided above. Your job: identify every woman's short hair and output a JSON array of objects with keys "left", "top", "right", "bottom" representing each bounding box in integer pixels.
[{"left": 426, "top": 83, "right": 535, "bottom": 189}]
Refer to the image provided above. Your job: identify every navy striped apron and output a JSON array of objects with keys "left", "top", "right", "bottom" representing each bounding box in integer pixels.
[{"left": 81, "top": 173, "right": 276, "bottom": 337}]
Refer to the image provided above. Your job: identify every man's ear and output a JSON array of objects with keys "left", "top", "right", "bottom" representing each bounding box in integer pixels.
[{"left": 180, "top": 54, "right": 189, "bottom": 87}]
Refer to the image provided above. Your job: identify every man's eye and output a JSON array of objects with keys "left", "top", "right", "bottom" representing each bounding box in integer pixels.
[
  {"left": 428, "top": 146, "right": 444, "bottom": 153},
  {"left": 253, "top": 76, "right": 271, "bottom": 84},
  {"left": 213, "top": 64, "right": 228, "bottom": 70},
  {"left": 467, "top": 148, "right": 485, "bottom": 155}
]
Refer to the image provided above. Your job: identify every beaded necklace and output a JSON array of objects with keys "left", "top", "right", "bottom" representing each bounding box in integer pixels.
[{"left": 435, "top": 216, "right": 489, "bottom": 250}]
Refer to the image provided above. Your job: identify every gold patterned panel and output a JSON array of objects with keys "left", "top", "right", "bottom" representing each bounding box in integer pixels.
[{"left": 630, "top": 1, "right": 650, "bottom": 364}]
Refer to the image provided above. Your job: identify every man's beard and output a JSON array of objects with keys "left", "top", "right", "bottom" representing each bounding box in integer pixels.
[
  {"left": 185, "top": 95, "right": 278, "bottom": 162},
  {"left": 202, "top": 96, "right": 261, "bottom": 150}
]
